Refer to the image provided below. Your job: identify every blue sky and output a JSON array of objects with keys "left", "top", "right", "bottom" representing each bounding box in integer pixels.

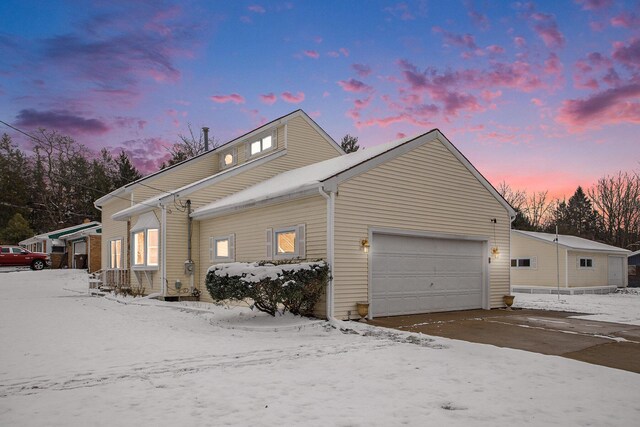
[{"left": 1, "top": 0, "right": 639, "bottom": 197}]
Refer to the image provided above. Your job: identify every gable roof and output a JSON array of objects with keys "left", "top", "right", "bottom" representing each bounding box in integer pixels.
[
  {"left": 19, "top": 221, "right": 101, "bottom": 245},
  {"left": 513, "top": 230, "right": 631, "bottom": 254},
  {"left": 95, "top": 110, "right": 343, "bottom": 207},
  {"left": 57, "top": 225, "right": 102, "bottom": 241},
  {"left": 191, "top": 129, "right": 516, "bottom": 220}
]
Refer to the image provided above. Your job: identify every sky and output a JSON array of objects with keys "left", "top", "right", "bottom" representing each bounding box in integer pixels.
[{"left": 0, "top": 0, "right": 638, "bottom": 199}]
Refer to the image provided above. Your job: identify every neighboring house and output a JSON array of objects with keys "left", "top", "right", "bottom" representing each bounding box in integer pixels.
[
  {"left": 191, "top": 129, "right": 515, "bottom": 319},
  {"left": 629, "top": 250, "right": 640, "bottom": 287},
  {"left": 511, "top": 230, "right": 630, "bottom": 294},
  {"left": 94, "top": 110, "right": 344, "bottom": 294},
  {"left": 20, "top": 221, "right": 101, "bottom": 269},
  {"left": 57, "top": 225, "right": 102, "bottom": 273}
]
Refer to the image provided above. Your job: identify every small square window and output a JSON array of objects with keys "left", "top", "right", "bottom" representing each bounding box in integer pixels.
[
  {"left": 210, "top": 235, "right": 234, "bottom": 262},
  {"left": 579, "top": 258, "right": 593, "bottom": 268},
  {"left": 276, "top": 230, "right": 296, "bottom": 255},
  {"left": 216, "top": 239, "right": 229, "bottom": 258},
  {"left": 262, "top": 135, "right": 272, "bottom": 150},
  {"left": 224, "top": 153, "right": 234, "bottom": 165},
  {"left": 251, "top": 140, "right": 261, "bottom": 155}
]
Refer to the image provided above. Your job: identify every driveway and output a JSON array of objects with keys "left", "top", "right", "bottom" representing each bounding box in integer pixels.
[{"left": 369, "top": 309, "right": 640, "bottom": 373}]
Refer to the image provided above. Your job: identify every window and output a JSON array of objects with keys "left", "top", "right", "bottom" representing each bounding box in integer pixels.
[
  {"left": 511, "top": 258, "right": 535, "bottom": 268},
  {"left": 579, "top": 258, "right": 594, "bottom": 268},
  {"left": 11, "top": 247, "right": 24, "bottom": 254},
  {"left": 209, "top": 234, "right": 235, "bottom": 262},
  {"left": 51, "top": 245, "right": 65, "bottom": 253},
  {"left": 266, "top": 225, "right": 306, "bottom": 260},
  {"left": 220, "top": 148, "right": 237, "bottom": 169},
  {"left": 132, "top": 229, "right": 159, "bottom": 268},
  {"left": 248, "top": 133, "right": 274, "bottom": 157},
  {"left": 0, "top": 247, "right": 9, "bottom": 254},
  {"left": 109, "top": 239, "right": 123, "bottom": 269}
]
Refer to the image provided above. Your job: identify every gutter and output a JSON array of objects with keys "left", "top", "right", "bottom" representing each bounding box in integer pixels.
[{"left": 318, "top": 186, "right": 336, "bottom": 321}]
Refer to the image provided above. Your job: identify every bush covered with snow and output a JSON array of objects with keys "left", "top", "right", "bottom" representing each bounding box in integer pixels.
[{"left": 205, "top": 260, "right": 329, "bottom": 317}]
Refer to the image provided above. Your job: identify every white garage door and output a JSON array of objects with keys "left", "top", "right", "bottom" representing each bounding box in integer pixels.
[
  {"left": 371, "top": 233, "right": 485, "bottom": 317},
  {"left": 608, "top": 256, "right": 624, "bottom": 287}
]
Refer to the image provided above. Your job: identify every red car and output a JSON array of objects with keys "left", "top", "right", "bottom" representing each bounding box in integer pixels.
[{"left": 0, "top": 246, "right": 51, "bottom": 270}]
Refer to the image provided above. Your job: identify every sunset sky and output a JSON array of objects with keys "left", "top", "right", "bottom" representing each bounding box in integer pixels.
[{"left": 1, "top": 0, "right": 638, "bottom": 199}]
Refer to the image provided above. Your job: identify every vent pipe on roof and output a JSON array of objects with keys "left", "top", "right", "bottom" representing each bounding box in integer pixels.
[{"left": 202, "top": 127, "right": 209, "bottom": 152}]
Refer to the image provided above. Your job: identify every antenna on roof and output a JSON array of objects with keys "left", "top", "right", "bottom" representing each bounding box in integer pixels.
[{"left": 202, "top": 127, "right": 210, "bottom": 152}]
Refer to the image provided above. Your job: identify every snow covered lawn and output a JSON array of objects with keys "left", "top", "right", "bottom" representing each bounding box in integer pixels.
[
  {"left": 1, "top": 270, "right": 639, "bottom": 426},
  {"left": 514, "top": 289, "right": 640, "bottom": 326}
]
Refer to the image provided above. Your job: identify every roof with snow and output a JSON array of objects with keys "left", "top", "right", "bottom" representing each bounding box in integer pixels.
[
  {"left": 629, "top": 250, "right": 640, "bottom": 258},
  {"left": 19, "top": 221, "right": 101, "bottom": 245},
  {"left": 513, "top": 230, "right": 631, "bottom": 254},
  {"left": 191, "top": 129, "right": 515, "bottom": 220}
]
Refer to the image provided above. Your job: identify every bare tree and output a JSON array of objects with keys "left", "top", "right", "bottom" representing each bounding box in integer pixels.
[
  {"left": 497, "top": 181, "right": 526, "bottom": 211},
  {"left": 164, "top": 124, "right": 219, "bottom": 167},
  {"left": 588, "top": 171, "right": 640, "bottom": 249},
  {"left": 525, "top": 190, "right": 552, "bottom": 230}
]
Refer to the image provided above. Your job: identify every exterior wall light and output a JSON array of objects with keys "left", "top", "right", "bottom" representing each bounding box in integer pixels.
[
  {"left": 361, "top": 239, "right": 370, "bottom": 253},
  {"left": 491, "top": 247, "right": 500, "bottom": 259}
]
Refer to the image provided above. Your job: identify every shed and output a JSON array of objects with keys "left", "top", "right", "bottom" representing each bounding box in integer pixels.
[{"left": 511, "top": 230, "right": 630, "bottom": 294}]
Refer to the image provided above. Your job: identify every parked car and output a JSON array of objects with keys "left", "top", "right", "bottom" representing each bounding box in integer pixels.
[{"left": 0, "top": 246, "right": 51, "bottom": 270}]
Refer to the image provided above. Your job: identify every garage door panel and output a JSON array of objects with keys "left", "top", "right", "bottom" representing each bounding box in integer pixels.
[{"left": 372, "top": 234, "right": 485, "bottom": 317}]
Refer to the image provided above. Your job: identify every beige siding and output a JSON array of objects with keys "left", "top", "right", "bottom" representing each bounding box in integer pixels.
[
  {"left": 567, "top": 251, "right": 610, "bottom": 287},
  {"left": 100, "top": 198, "right": 131, "bottom": 271},
  {"left": 333, "top": 138, "right": 512, "bottom": 319},
  {"left": 197, "top": 196, "right": 327, "bottom": 311},
  {"left": 511, "top": 233, "right": 568, "bottom": 287}
]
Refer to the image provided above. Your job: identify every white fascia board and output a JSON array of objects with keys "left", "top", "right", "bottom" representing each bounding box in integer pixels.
[
  {"left": 159, "top": 149, "right": 287, "bottom": 203},
  {"left": 513, "top": 230, "right": 631, "bottom": 254},
  {"left": 112, "top": 201, "right": 160, "bottom": 222},
  {"left": 323, "top": 130, "right": 516, "bottom": 218},
  {"left": 191, "top": 184, "right": 321, "bottom": 221},
  {"left": 94, "top": 186, "right": 127, "bottom": 207}
]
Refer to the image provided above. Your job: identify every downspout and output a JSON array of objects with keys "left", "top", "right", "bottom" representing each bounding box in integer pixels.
[
  {"left": 161, "top": 204, "right": 167, "bottom": 296},
  {"left": 187, "top": 199, "right": 194, "bottom": 290},
  {"left": 318, "top": 187, "right": 336, "bottom": 321}
]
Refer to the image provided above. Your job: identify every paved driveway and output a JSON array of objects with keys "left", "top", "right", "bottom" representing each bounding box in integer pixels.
[{"left": 369, "top": 309, "right": 640, "bottom": 373}]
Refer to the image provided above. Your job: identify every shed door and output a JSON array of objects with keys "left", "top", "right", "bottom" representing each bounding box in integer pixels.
[
  {"left": 371, "top": 233, "right": 485, "bottom": 317},
  {"left": 608, "top": 256, "right": 624, "bottom": 287}
]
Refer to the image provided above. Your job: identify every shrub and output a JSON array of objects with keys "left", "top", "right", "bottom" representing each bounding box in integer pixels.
[{"left": 205, "top": 260, "right": 329, "bottom": 317}]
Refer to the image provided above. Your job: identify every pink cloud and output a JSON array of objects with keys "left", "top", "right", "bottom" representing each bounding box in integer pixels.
[
  {"left": 260, "top": 93, "right": 277, "bottom": 105},
  {"left": 352, "top": 63, "right": 372, "bottom": 77},
  {"left": 575, "top": 0, "right": 613, "bottom": 10},
  {"left": 481, "top": 90, "right": 502, "bottom": 102},
  {"left": 396, "top": 132, "right": 407, "bottom": 139},
  {"left": 612, "top": 38, "right": 640, "bottom": 69},
  {"left": 210, "top": 93, "right": 245, "bottom": 104},
  {"left": 338, "top": 78, "right": 374, "bottom": 93},
  {"left": 281, "top": 91, "right": 305, "bottom": 103},
  {"left": 339, "top": 47, "right": 350, "bottom": 57},
  {"left": 467, "top": 7, "right": 490, "bottom": 29},
  {"left": 432, "top": 26, "right": 477, "bottom": 50},
  {"left": 611, "top": 12, "right": 640, "bottom": 28},
  {"left": 248, "top": 5, "right": 266, "bottom": 13},
  {"left": 120, "top": 137, "right": 172, "bottom": 174},
  {"left": 303, "top": 50, "right": 320, "bottom": 59},
  {"left": 590, "top": 21, "right": 606, "bottom": 31},
  {"left": 557, "top": 83, "right": 640, "bottom": 130},
  {"left": 514, "top": 37, "right": 526, "bottom": 48},
  {"left": 530, "top": 12, "right": 565, "bottom": 48},
  {"left": 544, "top": 53, "right": 563, "bottom": 75},
  {"left": 531, "top": 98, "right": 545, "bottom": 106},
  {"left": 486, "top": 45, "right": 505, "bottom": 54}
]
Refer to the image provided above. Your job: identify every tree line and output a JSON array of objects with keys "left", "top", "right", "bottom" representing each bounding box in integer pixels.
[{"left": 498, "top": 173, "right": 640, "bottom": 250}]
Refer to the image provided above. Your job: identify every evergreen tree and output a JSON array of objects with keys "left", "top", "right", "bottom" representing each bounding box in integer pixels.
[
  {"left": 113, "top": 151, "right": 142, "bottom": 188},
  {"left": 0, "top": 134, "right": 31, "bottom": 229},
  {"left": 565, "top": 187, "right": 600, "bottom": 239},
  {"left": 0, "top": 213, "right": 33, "bottom": 244},
  {"left": 340, "top": 134, "right": 360, "bottom": 153}
]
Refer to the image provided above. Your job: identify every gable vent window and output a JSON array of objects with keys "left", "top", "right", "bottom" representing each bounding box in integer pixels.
[{"left": 220, "top": 148, "right": 237, "bottom": 169}]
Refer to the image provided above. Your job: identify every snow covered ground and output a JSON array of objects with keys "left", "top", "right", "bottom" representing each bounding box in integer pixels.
[
  {"left": 514, "top": 289, "right": 640, "bottom": 326},
  {"left": 1, "top": 270, "right": 639, "bottom": 426}
]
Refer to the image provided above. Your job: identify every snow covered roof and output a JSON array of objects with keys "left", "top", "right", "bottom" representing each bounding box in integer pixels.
[
  {"left": 629, "top": 250, "right": 640, "bottom": 258},
  {"left": 19, "top": 221, "right": 101, "bottom": 245},
  {"left": 95, "top": 110, "right": 342, "bottom": 208},
  {"left": 57, "top": 225, "right": 102, "bottom": 241},
  {"left": 111, "top": 149, "right": 287, "bottom": 221},
  {"left": 192, "top": 129, "right": 516, "bottom": 220},
  {"left": 513, "top": 230, "right": 631, "bottom": 254}
]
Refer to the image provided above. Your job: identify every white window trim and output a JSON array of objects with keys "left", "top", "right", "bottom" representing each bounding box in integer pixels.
[
  {"left": 578, "top": 257, "right": 595, "bottom": 269},
  {"left": 246, "top": 130, "right": 277, "bottom": 159},
  {"left": 131, "top": 228, "right": 159, "bottom": 270},
  {"left": 210, "top": 234, "right": 235, "bottom": 263},
  {"left": 109, "top": 238, "right": 124, "bottom": 269},
  {"left": 510, "top": 257, "right": 536, "bottom": 269},
  {"left": 219, "top": 147, "right": 237, "bottom": 170}
]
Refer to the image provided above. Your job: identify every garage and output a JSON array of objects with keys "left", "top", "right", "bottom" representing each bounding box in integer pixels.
[{"left": 371, "top": 233, "right": 487, "bottom": 317}]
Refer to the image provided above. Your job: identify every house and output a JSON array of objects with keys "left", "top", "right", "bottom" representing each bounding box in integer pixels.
[
  {"left": 58, "top": 224, "right": 102, "bottom": 273},
  {"left": 511, "top": 230, "right": 630, "bottom": 294},
  {"left": 629, "top": 250, "right": 640, "bottom": 287},
  {"left": 191, "top": 129, "right": 515, "bottom": 319},
  {"left": 20, "top": 220, "right": 101, "bottom": 269},
  {"left": 94, "top": 110, "right": 344, "bottom": 293}
]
